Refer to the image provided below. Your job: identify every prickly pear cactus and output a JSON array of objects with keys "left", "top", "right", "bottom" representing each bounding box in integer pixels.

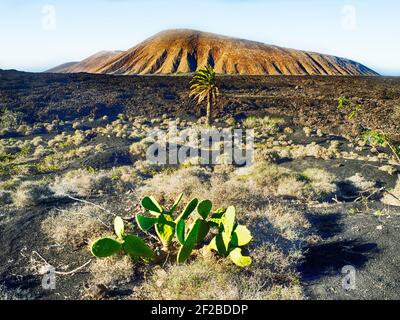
[
  {"left": 138, "top": 194, "right": 198, "bottom": 250},
  {"left": 155, "top": 213, "right": 175, "bottom": 248},
  {"left": 208, "top": 206, "right": 253, "bottom": 267},
  {"left": 176, "top": 199, "right": 216, "bottom": 264},
  {"left": 122, "top": 235, "right": 155, "bottom": 259},
  {"left": 90, "top": 216, "right": 155, "bottom": 261},
  {"left": 91, "top": 238, "right": 122, "bottom": 258},
  {"left": 175, "top": 198, "right": 199, "bottom": 245},
  {"left": 177, "top": 219, "right": 206, "bottom": 264}
]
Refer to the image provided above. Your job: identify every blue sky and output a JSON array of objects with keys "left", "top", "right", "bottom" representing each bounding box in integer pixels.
[{"left": 0, "top": 0, "right": 399, "bottom": 75}]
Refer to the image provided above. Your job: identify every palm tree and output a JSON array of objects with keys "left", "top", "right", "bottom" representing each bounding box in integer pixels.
[{"left": 189, "top": 65, "right": 219, "bottom": 125}]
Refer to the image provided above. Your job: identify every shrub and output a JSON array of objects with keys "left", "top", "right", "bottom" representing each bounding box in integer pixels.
[
  {"left": 135, "top": 253, "right": 239, "bottom": 300},
  {"left": 207, "top": 176, "right": 266, "bottom": 211},
  {"left": 138, "top": 167, "right": 210, "bottom": 203},
  {"left": 243, "top": 116, "right": 284, "bottom": 133},
  {"left": 12, "top": 180, "right": 54, "bottom": 207},
  {"left": 301, "top": 168, "right": 337, "bottom": 199},
  {"left": 51, "top": 169, "right": 116, "bottom": 196},
  {"left": 275, "top": 176, "right": 306, "bottom": 199},
  {"left": 0, "top": 108, "right": 24, "bottom": 129},
  {"left": 129, "top": 141, "right": 148, "bottom": 158},
  {"left": 337, "top": 96, "right": 362, "bottom": 120},
  {"left": 250, "top": 203, "right": 311, "bottom": 242},
  {"left": 41, "top": 205, "right": 110, "bottom": 248},
  {"left": 361, "top": 129, "right": 400, "bottom": 163},
  {"left": 234, "top": 163, "right": 307, "bottom": 199}
]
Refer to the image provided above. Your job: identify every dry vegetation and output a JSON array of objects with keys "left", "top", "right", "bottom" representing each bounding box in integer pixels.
[
  {"left": 1, "top": 109, "right": 399, "bottom": 301},
  {"left": 41, "top": 205, "right": 111, "bottom": 249},
  {"left": 133, "top": 246, "right": 303, "bottom": 300}
]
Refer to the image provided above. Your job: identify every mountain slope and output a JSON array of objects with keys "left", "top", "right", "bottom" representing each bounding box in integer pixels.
[
  {"left": 49, "top": 29, "right": 378, "bottom": 76},
  {"left": 47, "top": 51, "right": 123, "bottom": 73},
  {"left": 93, "top": 29, "right": 378, "bottom": 76},
  {"left": 46, "top": 62, "right": 79, "bottom": 73}
]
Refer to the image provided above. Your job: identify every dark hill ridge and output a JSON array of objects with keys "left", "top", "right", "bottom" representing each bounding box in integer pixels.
[{"left": 48, "top": 29, "right": 378, "bottom": 76}]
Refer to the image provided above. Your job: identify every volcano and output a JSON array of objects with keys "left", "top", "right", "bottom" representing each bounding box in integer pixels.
[{"left": 48, "top": 29, "right": 378, "bottom": 76}]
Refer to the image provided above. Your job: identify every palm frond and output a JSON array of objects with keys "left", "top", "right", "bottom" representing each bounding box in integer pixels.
[{"left": 189, "top": 64, "right": 218, "bottom": 106}]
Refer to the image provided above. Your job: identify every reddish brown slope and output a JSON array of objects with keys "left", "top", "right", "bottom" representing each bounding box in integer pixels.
[
  {"left": 47, "top": 51, "right": 123, "bottom": 73},
  {"left": 93, "top": 29, "right": 378, "bottom": 76}
]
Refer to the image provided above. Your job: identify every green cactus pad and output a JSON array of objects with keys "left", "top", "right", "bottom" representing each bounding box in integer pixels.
[
  {"left": 177, "top": 242, "right": 194, "bottom": 264},
  {"left": 168, "top": 193, "right": 183, "bottom": 215},
  {"left": 177, "top": 219, "right": 202, "bottom": 263},
  {"left": 114, "top": 216, "right": 125, "bottom": 240},
  {"left": 176, "top": 219, "right": 186, "bottom": 245},
  {"left": 136, "top": 214, "right": 158, "bottom": 232},
  {"left": 232, "top": 225, "right": 252, "bottom": 247},
  {"left": 221, "top": 231, "right": 232, "bottom": 253},
  {"left": 208, "top": 212, "right": 224, "bottom": 228},
  {"left": 141, "top": 196, "right": 163, "bottom": 214},
  {"left": 175, "top": 198, "right": 198, "bottom": 222},
  {"left": 229, "top": 248, "right": 252, "bottom": 267},
  {"left": 223, "top": 206, "right": 236, "bottom": 236},
  {"left": 197, "top": 200, "right": 212, "bottom": 219},
  {"left": 155, "top": 214, "right": 176, "bottom": 247},
  {"left": 122, "top": 235, "right": 155, "bottom": 259},
  {"left": 91, "top": 238, "right": 122, "bottom": 258},
  {"left": 196, "top": 219, "right": 210, "bottom": 243},
  {"left": 215, "top": 233, "right": 229, "bottom": 257}
]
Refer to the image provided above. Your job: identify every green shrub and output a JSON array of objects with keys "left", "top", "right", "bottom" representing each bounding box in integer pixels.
[
  {"left": 362, "top": 129, "right": 400, "bottom": 163},
  {"left": 337, "top": 96, "right": 362, "bottom": 120},
  {"left": 0, "top": 108, "right": 24, "bottom": 129}
]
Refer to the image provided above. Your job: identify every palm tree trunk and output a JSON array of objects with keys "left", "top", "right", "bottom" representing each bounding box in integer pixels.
[{"left": 207, "top": 93, "right": 213, "bottom": 125}]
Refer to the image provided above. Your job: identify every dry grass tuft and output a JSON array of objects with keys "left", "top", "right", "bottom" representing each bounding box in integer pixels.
[
  {"left": 89, "top": 254, "right": 135, "bottom": 288},
  {"left": 234, "top": 163, "right": 305, "bottom": 199},
  {"left": 51, "top": 169, "right": 116, "bottom": 196},
  {"left": 249, "top": 203, "right": 311, "bottom": 241},
  {"left": 207, "top": 176, "right": 267, "bottom": 211},
  {"left": 41, "top": 205, "right": 111, "bottom": 248},
  {"left": 12, "top": 180, "right": 54, "bottom": 207},
  {"left": 138, "top": 167, "right": 211, "bottom": 204},
  {"left": 302, "top": 168, "right": 337, "bottom": 198}
]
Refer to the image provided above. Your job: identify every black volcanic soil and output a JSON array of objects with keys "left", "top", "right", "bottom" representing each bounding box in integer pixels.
[
  {"left": 1, "top": 70, "right": 400, "bottom": 139},
  {"left": 1, "top": 70, "right": 400, "bottom": 300}
]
